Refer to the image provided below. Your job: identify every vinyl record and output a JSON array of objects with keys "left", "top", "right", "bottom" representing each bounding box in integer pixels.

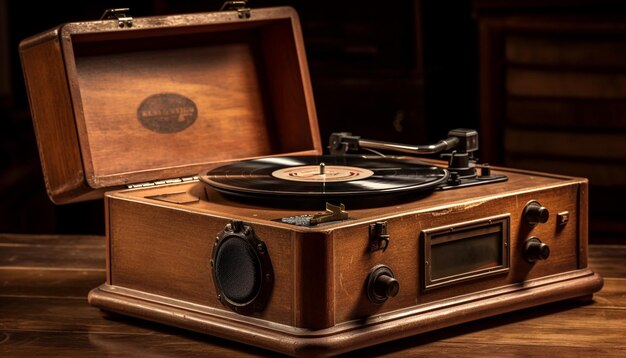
[{"left": 199, "top": 155, "right": 448, "bottom": 201}]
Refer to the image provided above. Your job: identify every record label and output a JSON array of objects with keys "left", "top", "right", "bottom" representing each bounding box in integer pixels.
[{"left": 272, "top": 165, "right": 374, "bottom": 183}]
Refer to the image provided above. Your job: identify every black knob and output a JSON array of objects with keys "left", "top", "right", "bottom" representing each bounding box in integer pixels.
[
  {"left": 524, "top": 200, "right": 549, "bottom": 226},
  {"left": 524, "top": 237, "right": 550, "bottom": 263},
  {"left": 366, "top": 265, "right": 400, "bottom": 304},
  {"left": 375, "top": 274, "right": 399, "bottom": 298}
]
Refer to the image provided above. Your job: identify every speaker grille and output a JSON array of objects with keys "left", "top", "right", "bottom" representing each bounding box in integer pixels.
[
  {"left": 212, "top": 221, "right": 273, "bottom": 315},
  {"left": 214, "top": 236, "right": 261, "bottom": 304}
]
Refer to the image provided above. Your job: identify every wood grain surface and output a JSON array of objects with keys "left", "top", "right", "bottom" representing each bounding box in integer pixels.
[
  {"left": 0, "top": 233, "right": 624, "bottom": 357},
  {"left": 101, "top": 167, "right": 593, "bottom": 338},
  {"left": 19, "top": 7, "right": 321, "bottom": 203}
]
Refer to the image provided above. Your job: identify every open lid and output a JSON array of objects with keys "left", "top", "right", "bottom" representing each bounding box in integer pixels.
[{"left": 20, "top": 6, "right": 321, "bottom": 203}]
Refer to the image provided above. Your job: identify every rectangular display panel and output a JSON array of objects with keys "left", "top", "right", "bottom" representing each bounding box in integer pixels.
[{"left": 422, "top": 215, "right": 510, "bottom": 290}]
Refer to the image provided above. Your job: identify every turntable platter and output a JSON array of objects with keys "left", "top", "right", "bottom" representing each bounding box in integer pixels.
[{"left": 198, "top": 155, "right": 449, "bottom": 201}]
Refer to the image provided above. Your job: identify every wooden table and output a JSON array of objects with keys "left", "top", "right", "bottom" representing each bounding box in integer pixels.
[{"left": 1, "top": 234, "right": 625, "bottom": 357}]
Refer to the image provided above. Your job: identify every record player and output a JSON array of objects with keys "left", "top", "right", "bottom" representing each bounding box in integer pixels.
[{"left": 20, "top": 4, "right": 603, "bottom": 357}]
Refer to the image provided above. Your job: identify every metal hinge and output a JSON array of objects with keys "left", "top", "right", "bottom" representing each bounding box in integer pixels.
[
  {"left": 220, "top": 1, "right": 251, "bottom": 18},
  {"left": 100, "top": 8, "right": 133, "bottom": 28},
  {"left": 127, "top": 176, "right": 198, "bottom": 189}
]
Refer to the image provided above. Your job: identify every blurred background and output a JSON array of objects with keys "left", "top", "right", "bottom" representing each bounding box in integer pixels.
[{"left": 1, "top": 0, "right": 625, "bottom": 244}]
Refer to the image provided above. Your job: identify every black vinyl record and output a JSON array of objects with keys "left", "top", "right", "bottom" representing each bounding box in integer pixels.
[{"left": 199, "top": 155, "right": 448, "bottom": 202}]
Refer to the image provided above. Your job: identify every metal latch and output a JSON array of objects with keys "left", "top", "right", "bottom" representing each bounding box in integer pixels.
[
  {"left": 369, "top": 221, "right": 390, "bottom": 252},
  {"left": 100, "top": 8, "right": 133, "bottom": 28},
  {"left": 220, "top": 1, "right": 251, "bottom": 18}
]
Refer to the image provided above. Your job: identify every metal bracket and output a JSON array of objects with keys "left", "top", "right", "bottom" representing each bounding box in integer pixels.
[
  {"left": 310, "top": 203, "right": 348, "bottom": 225},
  {"left": 279, "top": 202, "right": 348, "bottom": 227},
  {"left": 100, "top": 8, "right": 133, "bottom": 28},
  {"left": 220, "top": 1, "right": 251, "bottom": 18}
]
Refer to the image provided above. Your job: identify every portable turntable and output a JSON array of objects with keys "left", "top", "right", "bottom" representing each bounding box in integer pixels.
[{"left": 20, "top": 4, "right": 603, "bottom": 357}]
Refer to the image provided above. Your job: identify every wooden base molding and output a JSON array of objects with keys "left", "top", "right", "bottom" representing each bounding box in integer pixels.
[{"left": 89, "top": 269, "right": 603, "bottom": 357}]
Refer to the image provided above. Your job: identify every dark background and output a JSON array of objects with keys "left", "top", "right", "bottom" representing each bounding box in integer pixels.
[{"left": 1, "top": 0, "right": 625, "bottom": 243}]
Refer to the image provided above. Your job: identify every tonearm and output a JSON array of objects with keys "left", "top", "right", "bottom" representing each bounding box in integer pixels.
[{"left": 328, "top": 128, "right": 507, "bottom": 188}]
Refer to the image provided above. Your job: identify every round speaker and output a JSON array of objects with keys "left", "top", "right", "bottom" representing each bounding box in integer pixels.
[{"left": 211, "top": 221, "right": 273, "bottom": 314}]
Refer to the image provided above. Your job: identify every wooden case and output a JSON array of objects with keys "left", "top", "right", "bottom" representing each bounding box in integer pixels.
[
  {"left": 20, "top": 6, "right": 321, "bottom": 204},
  {"left": 20, "top": 5, "right": 603, "bottom": 358},
  {"left": 91, "top": 165, "right": 603, "bottom": 357}
]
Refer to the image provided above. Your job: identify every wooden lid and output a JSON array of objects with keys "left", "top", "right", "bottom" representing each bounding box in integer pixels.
[{"left": 20, "top": 7, "right": 321, "bottom": 203}]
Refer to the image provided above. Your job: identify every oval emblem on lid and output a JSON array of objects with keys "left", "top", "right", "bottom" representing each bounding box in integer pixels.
[{"left": 137, "top": 93, "right": 198, "bottom": 133}]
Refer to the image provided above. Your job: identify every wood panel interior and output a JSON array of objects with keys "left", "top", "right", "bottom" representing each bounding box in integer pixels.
[
  {"left": 69, "top": 19, "right": 315, "bottom": 185},
  {"left": 19, "top": 37, "right": 87, "bottom": 203}
]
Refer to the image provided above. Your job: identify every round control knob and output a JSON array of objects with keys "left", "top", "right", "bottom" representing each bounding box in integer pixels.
[
  {"left": 524, "top": 237, "right": 550, "bottom": 263},
  {"left": 375, "top": 274, "right": 399, "bottom": 298},
  {"left": 524, "top": 200, "right": 549, "bottom": 226},
  {"left": 366, "top": 265, "right": 399, "bottom": 304}
]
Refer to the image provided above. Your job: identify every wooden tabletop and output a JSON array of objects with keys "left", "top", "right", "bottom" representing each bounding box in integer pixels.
[{"left": 1, "top": 234, "right": 625, "bottom": 357}]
